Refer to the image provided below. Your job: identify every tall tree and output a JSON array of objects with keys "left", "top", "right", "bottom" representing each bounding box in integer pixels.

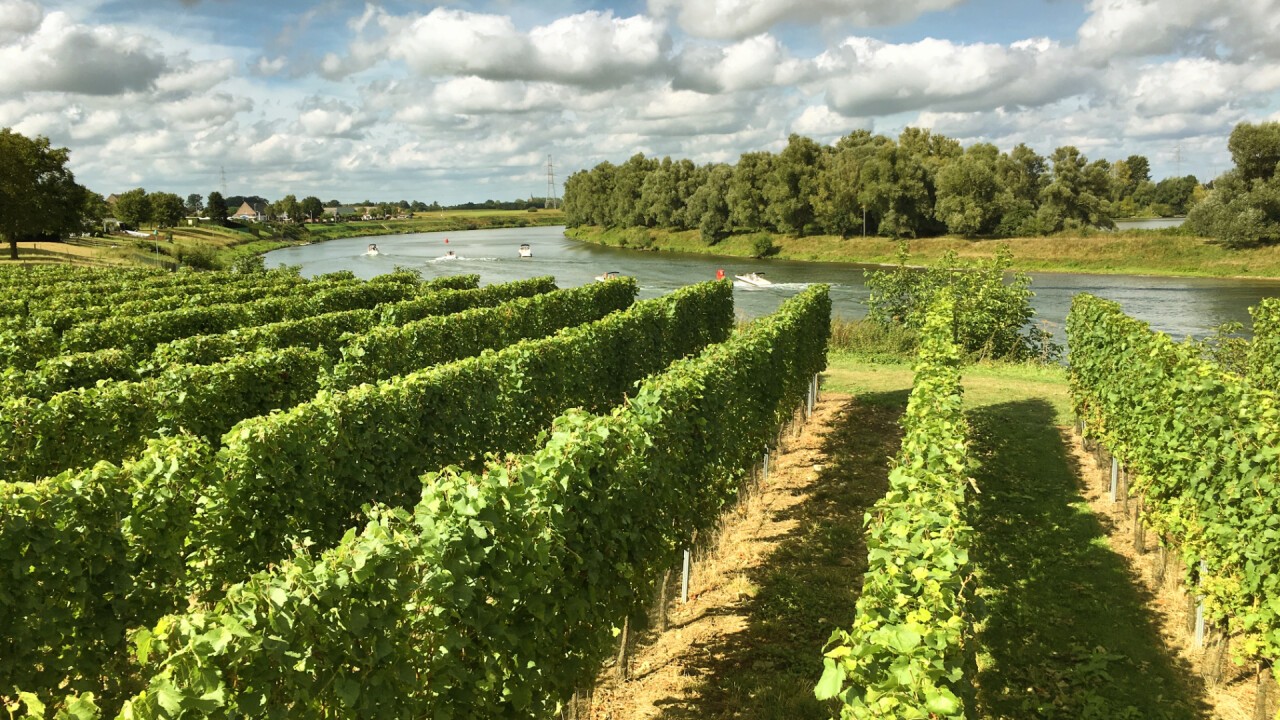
[
  {"left": 279, "top": 194, "right": 301, "bottom": 223},
  {"left": 1124, "top": 154, "right": 1151, "bottom": 185},
  {"left": 301, "top": 196, "right": 324, "bottom": 221},
  {"left": 813, "top": 131, "right": 890, "bottom": 237},
  {"left": 1036, "top": 146, "right": 1112, "bottom": 232},
  {"left": 992, "top": 144, "right": 1047, "bottom": 235},
  {"left": 1228, "top": 121, "right": 1280, "bottom": 182},
  {"left": 763, "top": 134, "right": 826, "bottom": 235},
  {"left": 0, "top": 128, "right": 87, "bottom": 259},
  {"left": 639, "top": 157, "right": 698, "bottom": 229},
  {"left": 608, "top": 153, "right": 656, "bottom": 228},
  {"left": 81, "top": 191, "right": 110, "bottom": 234},
  {"left": 935, "top": 143, "right": 1003, "bottom": 237},
  {"left": 685, "top": 163, "right": 733, "bottom": 243},
  {"left": 150, "top": 192, "right": 186, "bottom": 228},
  {"left": 726, "top": 151, "right": 775, "bottom": 232},
  {"left": 185, "top": 193, "right": 204, "bottom": 214},
  {"left": 114, "top": 187, "right": 152, "bottom": 229},
  {"left": 858, "top": 143, "right": 932, "bottom": 238},
  {"left": 206, "top": 191, "right": 228, "bottom": 226}
]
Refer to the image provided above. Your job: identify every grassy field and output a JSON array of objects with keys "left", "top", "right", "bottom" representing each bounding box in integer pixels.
[
  {"left": 567, "top": 225, "right": 1280, "bottom": 279},
  {"left": 1, "top": 209, "right": 566, "bottom": 270}
]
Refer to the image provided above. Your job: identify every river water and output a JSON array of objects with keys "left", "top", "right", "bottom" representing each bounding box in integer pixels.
[{"left": 266, "top": 226, "right": 1280, "bottom": 345}]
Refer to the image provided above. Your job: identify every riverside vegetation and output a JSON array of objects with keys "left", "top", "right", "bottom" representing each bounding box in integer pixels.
[{"left": 564, "top": 120, "right": 1280, "bottom": 278}]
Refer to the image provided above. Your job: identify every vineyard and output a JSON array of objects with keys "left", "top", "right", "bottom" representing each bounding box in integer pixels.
[
  {"left": 1069, "top": 294, "right": 1280, "bottom": 717},
  {"left": 0, "top": 263, "right": 831, "bottom": 718}
]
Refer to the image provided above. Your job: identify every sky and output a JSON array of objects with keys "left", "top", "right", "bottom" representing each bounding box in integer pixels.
[{"left": 2, "top": 0, "right": 1279, "bottom": 205}]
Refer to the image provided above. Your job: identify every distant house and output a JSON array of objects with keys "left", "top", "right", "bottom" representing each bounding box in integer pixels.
[
  {"left": 323, "top": 205, "right": 360, "bottom": 219},
  {"left": 231, "top": 201, "right": 261, "bottom": 221}
]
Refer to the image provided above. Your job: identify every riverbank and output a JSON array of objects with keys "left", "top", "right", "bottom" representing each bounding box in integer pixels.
[
  {"left": 566, "top": 225, "right": 1280, "bottom": 279},
  {"left": 0, "top": 209, "right": 565, "bottom": 270}
]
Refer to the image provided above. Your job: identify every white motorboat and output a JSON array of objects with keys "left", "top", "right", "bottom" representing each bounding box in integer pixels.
[
  {"left": 440, "top": 250, "right": 458, "bottom": 260},
  {"left": 595, "top": 270, "right": 622, "bottom": 282},
  {"left": 365, "top": 243, "right": 380, "bottom": 256},
  {"left": 518, "top": 243, "right": 533, "bottom": 257},
  {"left": 733, "top": 272, "right": 773, "bottom": 288}
]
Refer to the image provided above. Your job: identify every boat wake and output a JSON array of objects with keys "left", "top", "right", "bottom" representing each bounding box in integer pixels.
[{"left": 426, "top": 255, "right": 501, "bottom": 264}]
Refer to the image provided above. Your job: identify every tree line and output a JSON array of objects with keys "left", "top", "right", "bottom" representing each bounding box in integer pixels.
[{"left": 562, "top": 128, "right": 1203, "bottom": 242}]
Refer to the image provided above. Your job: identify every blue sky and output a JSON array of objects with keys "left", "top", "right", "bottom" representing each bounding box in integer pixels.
[{"left": 1, "top": 0, "right": 1277, "bottom": 204}]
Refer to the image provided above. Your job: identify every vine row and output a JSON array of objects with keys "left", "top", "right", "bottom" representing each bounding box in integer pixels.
[
  {"left": 108, "top": 284, "right": 829, "bottom": 719},
  {"left": 0, "top": 280, "right": 732, "bottom": 712},
  {"left": 817, "top": 291, "right": 973, "bottom": 719},
  {"left": 1068, "top": 294, "right": 1280, "bottom": 695}
]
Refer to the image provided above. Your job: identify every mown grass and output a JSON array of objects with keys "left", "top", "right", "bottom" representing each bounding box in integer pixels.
[
  {"left": 822, "top": 355, "right": 1205, "bottom": 719},
  {"left": 568, "top": 224, "right": 1280, "bottom": 279}
]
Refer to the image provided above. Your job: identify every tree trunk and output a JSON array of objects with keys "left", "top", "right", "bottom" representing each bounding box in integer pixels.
[{"left": 8, "top": 238, "right": 16, "bottom": 260}]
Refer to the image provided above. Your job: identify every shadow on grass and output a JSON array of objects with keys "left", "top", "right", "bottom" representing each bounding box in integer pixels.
[
  {"left": 652, "top": 389, "right": 909, "bottom": 720},
  {"left": 968, "top": 398, "right": 1207, "bottom": 720}
]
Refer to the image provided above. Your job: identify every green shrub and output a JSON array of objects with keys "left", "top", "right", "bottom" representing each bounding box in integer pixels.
[
  {"left": 175, "top": 244, "right": 217, "bottom": 270},
  {"left": 865, "top": 243, "right": 1059, "bottom": 362},
  {"left": 749, "top": 232, "right": 774, "bottom": 258}
]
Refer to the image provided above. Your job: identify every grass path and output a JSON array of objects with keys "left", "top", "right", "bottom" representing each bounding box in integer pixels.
[
  {"left": 589, "top": 356, "right": 1215, "bottom": 718},
  {"left": 966, "top": 398, "right": 1203, "bottom": 718}
]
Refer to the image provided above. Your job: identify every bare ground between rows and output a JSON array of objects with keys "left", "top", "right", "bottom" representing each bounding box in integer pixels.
[{"left": 585, "top": 390, "right": 905, "bottom": 720}]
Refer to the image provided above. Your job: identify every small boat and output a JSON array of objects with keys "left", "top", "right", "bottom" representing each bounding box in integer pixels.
[
  {"left": 365, "top": 243, "right": 380, "bottom": 256},
  {"left": 595, "top": 270, "right": 622, "bottom": 282},
  {"left": 440, "top": 250, "right": 457, "bottom": 260},
  {"left": 733, "top": 272, "right": 773, "bottom": 288},
  {"left": 518, "top": 244, "right": 532, "bottom": 258}
]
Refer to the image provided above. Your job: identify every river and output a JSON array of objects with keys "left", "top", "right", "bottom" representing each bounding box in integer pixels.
[{"left": 266, "top": 226, "right": 1280, "bottom": 345}]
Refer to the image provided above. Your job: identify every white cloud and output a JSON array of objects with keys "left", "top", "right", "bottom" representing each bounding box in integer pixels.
[
  {"left": 674, "top": 34, "right": 809, "bottom": 92},
  {"left": 0, "top": 0, "right": 42, "bottom": 44},
  {"left": 818, "top": 36, "right": 1088, "bottom": 116},
  {"left": 154, "top": 59, "right": 235, "bottom": 96},
  {"left": 0, "top": 11, "right": 167, "bottom": 95},
  {"left": 296, "top": 97, "right": 370, "bottom": 138},
  {"left": 1079, "top": 0, "right": 1280, "bottom": 60},
  {"left": 254, "top": 56, "right": 287, "bottom": 77},
  {"left": 163, "top": 93, "right": 253, "bottom": 130},
  {"left": 383, "top": 8, "right": 668, "bottom": 88},
  {"left": 430, "top": 78, "right": 565, "bottom": 116},
  {"left": 649, "top": 0, "right": 963, "bottom": 40}
]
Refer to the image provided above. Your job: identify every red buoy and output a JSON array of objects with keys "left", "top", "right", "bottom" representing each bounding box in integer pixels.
[{"left": 716, "top": 268, "right": 725, "bottom": 280}]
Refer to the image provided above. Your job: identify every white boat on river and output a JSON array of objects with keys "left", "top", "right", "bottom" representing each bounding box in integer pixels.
[{"left": 734, "top": 272, "right": 773, "bottom": 288}]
